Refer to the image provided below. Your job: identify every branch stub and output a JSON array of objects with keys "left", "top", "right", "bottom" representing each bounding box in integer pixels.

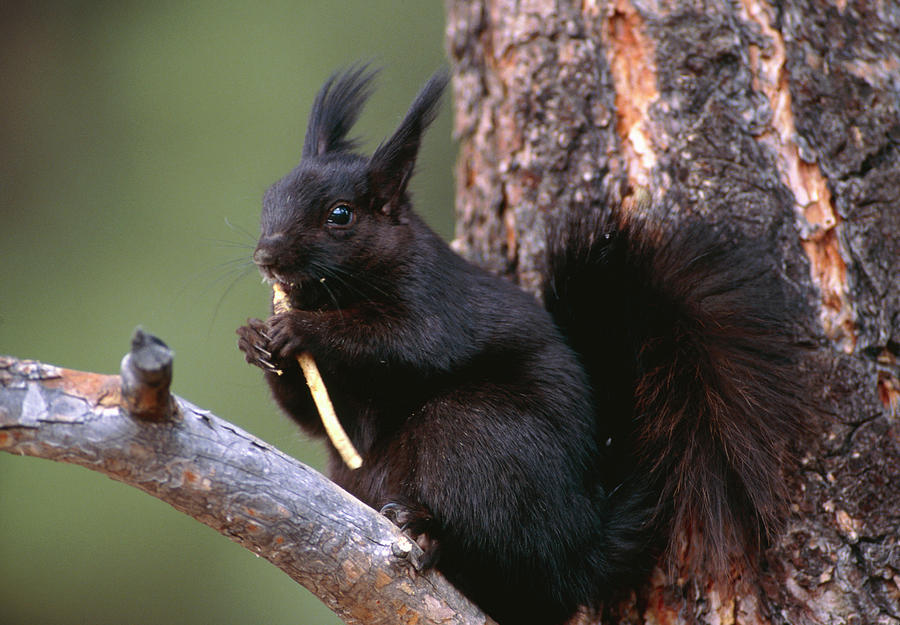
[{"left": 120, "top": 327, "right": 176, "bottom": 421}]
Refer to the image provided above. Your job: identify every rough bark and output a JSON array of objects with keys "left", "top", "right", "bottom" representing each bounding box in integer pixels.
[
  {"left": 0, "top": 342, "right": 492, "bottom": 625},
  {"left": 446, "top": 0, "right": 900, "bottom": 623}
]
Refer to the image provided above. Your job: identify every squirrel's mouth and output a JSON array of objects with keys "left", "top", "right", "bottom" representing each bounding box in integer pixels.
[
  {"left": 257, "top": 263, "right": 347, "bottom": 312},
  {"left": 271, "top": 279, "right": 306, "bottom": 310},
  {"left": 258, "top": 267, "right": 298, "bottom": 295},
  {"left": 257, "top": 267, "right": 302, "bottom": 309},
  {"left": 265, "top": 273, "right": 336, "bottom": 313}
]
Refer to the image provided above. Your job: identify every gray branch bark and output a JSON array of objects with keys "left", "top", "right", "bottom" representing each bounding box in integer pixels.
[{"left": 0, "top": 338, "right": 492, "bottom": 625}]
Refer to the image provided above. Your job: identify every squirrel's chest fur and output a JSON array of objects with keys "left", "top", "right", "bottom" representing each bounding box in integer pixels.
[{"left": 314, "top": 291, "right": 601, "bottom": 514}]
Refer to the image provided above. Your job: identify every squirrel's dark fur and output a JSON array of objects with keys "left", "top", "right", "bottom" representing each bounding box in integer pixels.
[{"left": 236, "top": 67, "right": 809, "bottom": 625}]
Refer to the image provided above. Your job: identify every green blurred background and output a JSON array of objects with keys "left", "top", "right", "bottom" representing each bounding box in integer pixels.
[{"left": 0, "top": 2, "right": 454, "bottom": 623}]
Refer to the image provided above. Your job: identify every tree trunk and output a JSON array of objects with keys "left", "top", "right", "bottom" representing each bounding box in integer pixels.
[{"left": 446, "top": 0, "right": 900, "bottom": 623}]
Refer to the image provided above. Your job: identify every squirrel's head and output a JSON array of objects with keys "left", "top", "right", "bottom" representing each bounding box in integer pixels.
[{"left": 253, "top": 65, "right": 448, "bottom": 311}]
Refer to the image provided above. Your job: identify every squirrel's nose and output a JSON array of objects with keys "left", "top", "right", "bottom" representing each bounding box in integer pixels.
[
  {"left": 252, "top": 246, "right": 276, "bottom": 267},
  {"left": 253, "top": 233, "right": 285, "bottom": 267}
]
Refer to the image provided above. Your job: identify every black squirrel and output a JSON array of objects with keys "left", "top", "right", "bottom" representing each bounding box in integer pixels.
[{"left": 236, "top": 66, "right": 810, "bottom": 625}]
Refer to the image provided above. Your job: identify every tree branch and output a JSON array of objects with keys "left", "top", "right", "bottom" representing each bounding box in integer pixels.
[{"left": 0, "top": 330, "right": 492, "bottom": 625}]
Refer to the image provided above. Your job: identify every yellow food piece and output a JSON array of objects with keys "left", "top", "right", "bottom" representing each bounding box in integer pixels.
[
  {"left": 272, "top": 282, "right": 290, "bottom": 314},
  {"left": 270, "top": 283, "right": 362, "bottom": 470}
]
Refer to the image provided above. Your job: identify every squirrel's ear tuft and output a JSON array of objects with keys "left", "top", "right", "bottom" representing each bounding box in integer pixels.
[
  {"left": 368, "top": 70, "right": 448, "bottom": 215},
  {"left": 302, "top": 64, "right": 379, "bottom": 159}
]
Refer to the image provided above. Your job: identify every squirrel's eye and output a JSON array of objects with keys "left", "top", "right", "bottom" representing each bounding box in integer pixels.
[{"left": 326, "top": 204, "right": 354, "bottom": 228}]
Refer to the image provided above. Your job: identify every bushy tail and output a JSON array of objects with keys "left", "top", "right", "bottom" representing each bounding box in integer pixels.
[{"left": 544, "top": 207, "right": 810, "bottom": 575}]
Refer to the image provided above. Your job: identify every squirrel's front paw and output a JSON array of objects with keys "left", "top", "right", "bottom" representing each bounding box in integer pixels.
[
  {"left": 236, "top": 318, "right": 283, "bottom": 375},
  {"left": 266, "top": 311, "right": 314, "bottom": 359}
]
